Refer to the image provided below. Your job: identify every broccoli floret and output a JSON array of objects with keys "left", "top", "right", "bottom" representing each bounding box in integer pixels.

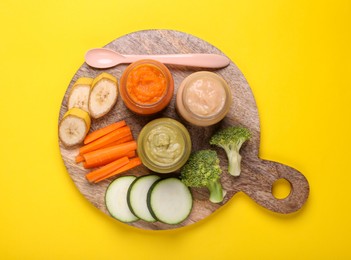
[
  {"left": 210, "top": 126, "right": 251, "bottom": 177},
  {"left": 180, "top": 150, "right": 225, "bottom": 203}
]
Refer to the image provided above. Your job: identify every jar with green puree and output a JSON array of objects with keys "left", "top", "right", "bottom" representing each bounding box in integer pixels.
[{"left": 137, "top": 118, "right": 191, "bottom": 173}]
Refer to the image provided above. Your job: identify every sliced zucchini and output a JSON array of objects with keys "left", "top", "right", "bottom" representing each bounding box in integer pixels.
[
  {"left": 147, "top": 178, "right": 193, "bottom": 225},
  {"left": 127, "top": 175, "right": 160, "bottom": 222},
  {"left": 105, "top": 176, "right": 139, "bottom": 223}
]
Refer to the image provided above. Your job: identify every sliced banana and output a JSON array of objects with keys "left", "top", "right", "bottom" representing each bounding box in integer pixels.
[
  {"left": 59, "top": 107, "right": 91, "bottom": 147},
  {"left": 68, "top": 77, "right": 93, "bottom": 113},
  {"left": 89, "top": 72, "right": 118, "bottom": 119}
]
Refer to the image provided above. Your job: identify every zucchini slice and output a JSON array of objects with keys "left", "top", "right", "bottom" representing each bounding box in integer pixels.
[
  {"left": 105, "top": 176, "right": 139, "bottom": 223},
  {"left": 147, "top": 178, "right": 192, "bottom": 225},
  {"left": 127, "top": 175, "right": 160, "bottom": 222}
]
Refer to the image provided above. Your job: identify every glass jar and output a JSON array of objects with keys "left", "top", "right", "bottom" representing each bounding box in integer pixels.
[
  {"left": 176, "top": 71, "right": 232, "bottom": 126},
  {"left": 119, "top": 59, "right": 174, "bottom": 115},
  {"left": 137, "top": 118, "right": 191, "bottom": 173}
]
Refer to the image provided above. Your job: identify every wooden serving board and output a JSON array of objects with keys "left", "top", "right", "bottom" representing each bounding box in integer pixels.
[{"left": 59, "top": 30, "right": 309, "bottom": 230}]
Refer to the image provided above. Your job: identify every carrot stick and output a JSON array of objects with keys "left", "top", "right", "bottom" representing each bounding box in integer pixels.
[
  {"left": 83, "top": 150, "right": 136, "bottom": 169},
  {"left": 79, "top": 126, "right": 132, "bottom": 155},
  {"left": 94, "top": 157, "right": 142, "bottom": 183},
  {"left": 75, "top": 154, "right": 85, "bottom": 163},
  {"left": 76, "top": 134, "right": 134, "bottom": 164},
  {"left": 102, "top": 134, "right": 133, "bottom": 148},
  {"left": 83, "top": 140, "right": 137, "bottom": 168},
  {"left": 85, "top": 156, "right": 129, "bottom": 183},
  {"left": 84, "top": 120, "right": 126, "bottom": 145}
]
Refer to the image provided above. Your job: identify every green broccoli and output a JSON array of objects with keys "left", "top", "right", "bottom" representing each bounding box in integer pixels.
[
  {"left": 180, "top": 150, "right": 225, "bottom": 203},
  {"left": 210, "top": 126, "right": 251, "bottom": 177}
]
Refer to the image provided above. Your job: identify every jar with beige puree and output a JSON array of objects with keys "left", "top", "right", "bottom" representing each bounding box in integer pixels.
[{"left": 176, "top": 71, "right": 232, "bottom": 126}]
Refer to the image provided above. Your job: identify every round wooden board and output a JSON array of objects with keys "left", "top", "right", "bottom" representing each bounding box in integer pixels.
[{"left": 59, "top": 30, "right": 309, "bottom": 230}]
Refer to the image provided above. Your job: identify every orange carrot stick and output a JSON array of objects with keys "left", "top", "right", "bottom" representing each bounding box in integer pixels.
[
  {"left": 83, "top": 140, "right": 137, "bottom": 168},
  {"left": 94, "top": 157, "right": 142, "bottom": 183},
  {"left": 76, "top": 134, "right": 134, "bottom": 164},
  {"left": 102, "top": 134, "right": 133, "bottom": 148},
  {"left": 83, "top": 150, "right": 136, "bottom": 169},
  {"left": 84, "top": 120, "right": 126, "bottom": 144},
  {"left": 79, "top": 126, "right": 132, "bottom": 155},
  {"left": 75, "top": 154, "right": 85, "bottom": 163},
  {"left": 85, "top": 156, "right": 129, "bottom": 183}
]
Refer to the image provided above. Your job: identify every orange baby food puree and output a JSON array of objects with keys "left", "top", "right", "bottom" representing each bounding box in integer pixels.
[{"left": 126, "top": 65, "right": 167, "bottom": 104}]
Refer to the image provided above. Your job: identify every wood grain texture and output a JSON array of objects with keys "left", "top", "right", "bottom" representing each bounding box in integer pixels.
[{"left": 58, "top": 30, "right": 309, "bottom": 230}]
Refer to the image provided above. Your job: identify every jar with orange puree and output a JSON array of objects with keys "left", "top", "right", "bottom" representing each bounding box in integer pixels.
[
  {"left": 176, "top": 71, "right": 232, "bottom": 126},
  {"left": 119, "top": 59, "right": 174, "bottom": 115}
]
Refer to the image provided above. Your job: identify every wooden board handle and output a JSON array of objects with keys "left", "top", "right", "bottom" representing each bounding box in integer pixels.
[{"left": 239, "top": 158, "right": 310, "bottom": 214}]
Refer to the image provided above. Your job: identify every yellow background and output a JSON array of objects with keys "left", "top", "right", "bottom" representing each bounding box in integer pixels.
[{"left": 1, "top": 0, "right": 350, "bottom": 259}]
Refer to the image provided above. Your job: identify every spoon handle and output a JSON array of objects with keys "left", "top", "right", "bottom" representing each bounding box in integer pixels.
[{"left": 123, "top": 53, "right": 230, "bottom": 68}]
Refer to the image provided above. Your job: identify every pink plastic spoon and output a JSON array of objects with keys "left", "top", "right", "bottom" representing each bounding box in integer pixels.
[{"left": 85, "top": 48, "right": 230, "bottom": 69}]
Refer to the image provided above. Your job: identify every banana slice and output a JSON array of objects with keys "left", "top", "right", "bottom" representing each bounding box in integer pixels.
[
  {"left": 89, "top": 72, "right": 118, "bottom": 119},
  {"left": 67, "top": 77, "right": 93, "bottom": 113},
  {"left": 59, "top": 107, "right": 91, "bottom": 147}
]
